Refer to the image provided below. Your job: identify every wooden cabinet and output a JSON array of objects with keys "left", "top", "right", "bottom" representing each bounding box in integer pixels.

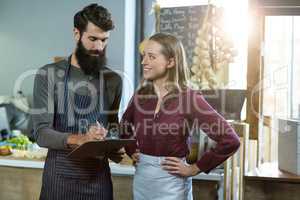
[
  {"left": 0, "top": 158, "right": 223, "bottom": 200},
  {"left": 244, "top": 162, "right": 300, "bottom": 200}
]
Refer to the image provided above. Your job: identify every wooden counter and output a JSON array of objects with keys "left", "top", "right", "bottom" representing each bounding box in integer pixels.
[
  {"left": 244, "top": 162, "right": 300, "bottom": 200},
  {"left": 0, "top": 156, "right": 224, "bottom": 200}
]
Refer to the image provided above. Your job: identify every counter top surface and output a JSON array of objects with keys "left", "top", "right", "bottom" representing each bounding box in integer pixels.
[
  {"left": 245, "top": 162, "right": 300, "bottom": 182},
  {"left": 0, "top": 156, "right": 223, "bottom": 181}
]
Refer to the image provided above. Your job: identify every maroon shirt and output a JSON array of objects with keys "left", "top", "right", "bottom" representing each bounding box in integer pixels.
[{"left": 120, "top": 89, "right": 240, "bottom": 173}]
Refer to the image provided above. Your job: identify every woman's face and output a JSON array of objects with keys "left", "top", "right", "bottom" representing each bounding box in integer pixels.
[{"left": 141, "top": 40, "right": 174, "bottom": 81}]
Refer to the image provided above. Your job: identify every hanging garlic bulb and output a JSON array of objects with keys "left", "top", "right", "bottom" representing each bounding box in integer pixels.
[
  {"left": 198, "top": 50, "right": 210, "bottom": 58},
  {"left": 191, "top": 65, "right": 199, "bottom": 74},
  {"left": 190, "top": 4, "right": 237, "bottom": 89}
]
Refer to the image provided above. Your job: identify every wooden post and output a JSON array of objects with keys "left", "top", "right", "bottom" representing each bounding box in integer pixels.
[
  {"left": 246, "top": 0, "right": 264, "bottom": 140},
  {"left": 224, "top": 122, "right": 250, "bottom": 200}
]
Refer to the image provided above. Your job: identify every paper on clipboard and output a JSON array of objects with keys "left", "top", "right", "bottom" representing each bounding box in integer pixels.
[{"left": 67, "top": 139, "right": 135, "bottom": 159}]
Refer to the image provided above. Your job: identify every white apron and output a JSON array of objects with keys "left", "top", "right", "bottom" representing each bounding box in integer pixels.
[{"left": 133, "top": 153, "right": 193, "bottom": 200}]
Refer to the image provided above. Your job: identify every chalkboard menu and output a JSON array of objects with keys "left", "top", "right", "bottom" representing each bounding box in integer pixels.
[{"left": 159, "top": 5, "right": 208, "bottom": 68}]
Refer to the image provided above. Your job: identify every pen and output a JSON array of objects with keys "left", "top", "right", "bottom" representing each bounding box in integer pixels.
[
  {"left": 96, "top": 120, "right": 107, "bottom": 140},
  {"left": 96, "top": 120, "right": 102, "bottom": 127}
]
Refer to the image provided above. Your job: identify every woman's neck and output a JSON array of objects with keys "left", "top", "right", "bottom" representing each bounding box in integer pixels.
[{"left": 153, "top": 76, "right": 169, "bottom": 100}]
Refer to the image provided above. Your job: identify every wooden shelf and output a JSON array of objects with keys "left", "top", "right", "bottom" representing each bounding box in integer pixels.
[{"left": 245, "top": 162, "right": 300, "bottom": 183}]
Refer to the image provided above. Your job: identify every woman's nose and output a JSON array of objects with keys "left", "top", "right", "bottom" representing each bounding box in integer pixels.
[{"left": 141, "top": 56, "right": 148, "bottom": 65}]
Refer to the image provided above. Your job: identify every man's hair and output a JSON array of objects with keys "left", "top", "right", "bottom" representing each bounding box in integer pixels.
[{"left": 74, "top": 3, "right": 114, "bottom": 33}]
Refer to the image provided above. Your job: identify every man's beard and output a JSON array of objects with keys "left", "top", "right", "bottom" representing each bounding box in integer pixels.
[{"left": 75, "top": 40, "right": 107, "bottom": 76}]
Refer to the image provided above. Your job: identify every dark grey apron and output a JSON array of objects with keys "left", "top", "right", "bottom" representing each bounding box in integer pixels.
[{"left": 39, "top": 58, "right": 113, "bottom": 200}]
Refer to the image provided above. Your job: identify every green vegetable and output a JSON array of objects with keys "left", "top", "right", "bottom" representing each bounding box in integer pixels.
[{"left": 7, "top": 134, "right": 32, "bottom": 150}]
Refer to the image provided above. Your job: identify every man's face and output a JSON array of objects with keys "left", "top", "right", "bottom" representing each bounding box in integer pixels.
[{"left": 74, "top": 22, "right": 110, "bottom": 75}]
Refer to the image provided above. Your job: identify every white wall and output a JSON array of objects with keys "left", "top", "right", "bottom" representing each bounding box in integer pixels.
[{"left": 0, "top": 0, "right": 125, "bottom": 96}]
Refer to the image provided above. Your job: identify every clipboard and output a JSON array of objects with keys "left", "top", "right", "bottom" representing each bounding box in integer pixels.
[{"left": 67, "top": 139, "right": 136, "bottom": 159}]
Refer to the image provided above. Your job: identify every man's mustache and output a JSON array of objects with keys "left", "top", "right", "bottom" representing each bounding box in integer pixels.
[{"left": 87, "top": 50, "right": 104, "bottom": 56}]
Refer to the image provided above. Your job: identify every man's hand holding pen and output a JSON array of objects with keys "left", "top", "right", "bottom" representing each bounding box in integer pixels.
[
  {"left": 87, "top": 121, "right": 108, "bottom": 141},
  {"left": 67, "top": 121, "right": 108, "bottom": 148}
]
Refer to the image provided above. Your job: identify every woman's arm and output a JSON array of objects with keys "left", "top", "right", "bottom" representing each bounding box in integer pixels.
[{"left": 190, "top": 91, "right": 240, "bottom": 173}]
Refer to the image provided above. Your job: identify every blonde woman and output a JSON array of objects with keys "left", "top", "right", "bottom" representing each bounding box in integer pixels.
[{"left": 120, "top": 33, "right": 240, "bottom": 200}]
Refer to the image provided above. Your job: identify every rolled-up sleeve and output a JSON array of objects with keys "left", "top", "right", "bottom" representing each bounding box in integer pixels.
[
  {"left": 188, "top": 91, "right": 240, "bottom": 173},
  {"left": 32, "top": 66, "right": 70, "bottom": 150}
]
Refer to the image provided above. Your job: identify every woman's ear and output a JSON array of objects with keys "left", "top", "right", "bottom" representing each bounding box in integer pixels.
[
  {"left": 167, "top": 58, "right": 175, "bottom": 69},
  {"left": 73, "top": 28, "right": 80, "bottom": 42}
]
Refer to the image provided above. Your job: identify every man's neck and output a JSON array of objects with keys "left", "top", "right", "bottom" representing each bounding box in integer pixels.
[{"left": 70, "top": 53, "right": 80, "bottom": 68}]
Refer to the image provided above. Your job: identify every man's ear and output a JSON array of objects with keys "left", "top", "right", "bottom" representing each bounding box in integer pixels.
[
  {"left": 167, "top": 58, "right": 175, "bottom": 69},
  {"left": 73, "top": 28, "right": 80, "bottom": 42}
]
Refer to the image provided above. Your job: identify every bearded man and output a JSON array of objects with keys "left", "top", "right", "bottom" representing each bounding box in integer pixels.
[{"left": 32, "top": 4, "right": 122, "bottom": 200}]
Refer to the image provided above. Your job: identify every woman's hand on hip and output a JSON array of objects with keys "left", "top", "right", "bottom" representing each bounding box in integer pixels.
[
  {"left": 161, "top": 157, "right": 201, "bottom": 177},
  {"left": 131, "top": 150, "right": 140, "bottom": 166}
]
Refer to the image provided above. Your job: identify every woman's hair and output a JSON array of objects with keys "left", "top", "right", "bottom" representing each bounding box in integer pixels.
[{"left": 137, "top": 33, "right": 190, "bottom": 97}]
